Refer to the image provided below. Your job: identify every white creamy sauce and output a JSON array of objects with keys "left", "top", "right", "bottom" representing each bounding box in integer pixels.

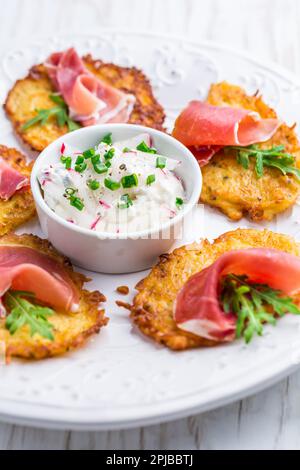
[{"left": 38, "top": 133, "right": 185, "bottom": 234}]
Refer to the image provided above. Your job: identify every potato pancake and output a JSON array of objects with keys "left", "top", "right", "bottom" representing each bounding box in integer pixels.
[
  {"left": 200, "top": 82, "right": 300, "bottom": 221},
  {"left": 0, "top": 233, "right": 108, "bottom": 360},
  {"left": 0, "top": 145, "right": 35, "bottom": 235},
  {"left": 131, "top": 228, "right": 300, "bottom": 350},
  {"left": 4, "top": 55, "right": 165, "bottom": 152}
]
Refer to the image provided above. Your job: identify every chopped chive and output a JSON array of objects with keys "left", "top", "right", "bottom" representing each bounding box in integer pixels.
[
  {"left": 156, "top": 156, "right": 166, "bottom": 169},
  {"left": 75, "top": 155, "right": 84, "bottom": 164},
  {"left": 61, "top": 156, "right": 72, "bottom": 169},
  {"left": 136, "top": 141, "right": 157, "bottom": 154},
  {"left": 146, "top": 174, "right": 156, "bottom": 185},
  {"left": 91, "top": 154, "right": 100, "bottom": 165},
  {"left": 118, "top": 194, "right": 133, "bottom": 209},
  {"left": 75, "top": 162, "right": 87, "bottom": 173},
  {"left": 64, "top": 188, "right": 84, "bottom": 211},
  {"left": 176, "top": 197, "right": 184, "bottom": 208},
  {"left": 65, "top": 187, "right": 77, "bottom": 196},
  {"left": 101, "top": 133, "right": 112, "bottom": 145},
  {"left": 121, "top": 173, "right": 138, "bottom": 188},
  {"left": 70, "top": 197, "right": 84, "bottom": 211},
  {"left": 93, "top": 162, "right": 108, "bottom": 174},
  {"left": 104, "top": 178, "right": 121, "bottom": 191},
  {"left": 87, "top": 179, "right": 100, "bottom": 190},
  {"left": 122, "top": 147, "right": 132, "bottom": 153},
  {"left": 104, "top": 148, "right": 115, "bottom": 160},
  {"left": 83, "top": 148, "right": 95, "bottom": 159}
]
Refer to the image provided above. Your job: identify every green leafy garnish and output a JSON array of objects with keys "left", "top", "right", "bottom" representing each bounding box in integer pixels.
[
  {"left": 101, "top": 133, "right": 113, "bottom": 145},
  {"left": 64, "top": 187, "right": 84, "bottom": 211},
  {"left": 60, "top": 155, "right": 72, "bottom": 169},
  {"left": 121, "top": 173, "right": 138, "bottom": 188},
  {"left": 118, "top": 193, "right": 133, "bottom": 209},
  {"left": 104, "top": 148, "right": 115, "bottom": 160},
  {"left": 220, "top": 274, "right": 300, "bottom": 343},
  {"left": 83, "top": 148, "right": 95, "bottom": 159},
  {"left": 93, "top": 162, "right": 108, "bottom": 174},
  {"left": 136, "top": 141, "right": 157, "bottom": 154},
  {"left": 146, "top": 174, "right": 156, "bottom": 185},
  {"left": 176, "top": 197, "right": 184, "bottom": 208},
  {"left": 87, "top": 179, "right": 100, "bottom": 190},
  {"left": 75, "top": 162, "right": 87, "bottom": 173},
  {"left": 104, "top": 178, "right": 121, "bottom": 191},
  {"left": 226, "top": 144, "right": 300, "bottom": 180},
  {"left": 123, "top": 147, "right": 132, "bottom": 153},
  {"left": 22, "top": 94, "right": 81, "bottom": 132},
  {"left": 156, "top": 156, "right": 167, "bottom": 169},
  {"left": 4, "top": 290, "right": 55, "bottom": 341}
]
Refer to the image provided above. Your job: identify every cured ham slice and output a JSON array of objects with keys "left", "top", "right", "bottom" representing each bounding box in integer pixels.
[
  {"left": 0, "top": 157, "right": 28, "bottom": 200},
  {"left": 45, "top": 48, "right": 135, "bottom": 126},
  {"left": 172, "top": 101, "right": 280, "bottom": 165},
  {"left": 0, "top": 245, "right": 79, "bottom": 313},
  {"left": 174, "top": 248, "right": 300, "bottom": 342}
]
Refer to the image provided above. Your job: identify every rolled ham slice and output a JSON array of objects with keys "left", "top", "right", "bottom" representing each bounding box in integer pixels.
[
  {"left": 45, "top": 48, "right": 136, "bottom": 126},
  {"left": 0, "top": 245, "right": 79, "bottom": 313},
  {"left": 174, "top": 248, "right": 300, "bottom": 342},
  {"left": 172, "top": 101, "right": 281, "bottom": 165},
  {"left": 0, "top": 157, "right": 28, "bottom": 200}
]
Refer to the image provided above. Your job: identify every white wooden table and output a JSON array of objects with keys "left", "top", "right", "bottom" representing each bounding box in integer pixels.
[{"left": 1, "top": 0, "right": 300, "bottom": 450}]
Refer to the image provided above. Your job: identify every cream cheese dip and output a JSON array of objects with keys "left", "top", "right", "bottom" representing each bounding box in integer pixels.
[{"left": 38, "top": 132, "right": 185, "bottom": 234}]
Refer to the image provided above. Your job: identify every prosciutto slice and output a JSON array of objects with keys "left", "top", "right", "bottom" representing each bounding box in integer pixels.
[
  {"left": 172, "top": 101, "right": 280, "bottom": 165},
  {"left": 174, "top": 248, "right": 300, "bottom": 342},
  {"left": 0, "top": 245, "right": 79, "bottom": 313},
  {"left": 45, "top": 48, "right": 135, "bottom": 126},
  {"left": 0, "top": 157, "right": 28, "bottom": 200}
]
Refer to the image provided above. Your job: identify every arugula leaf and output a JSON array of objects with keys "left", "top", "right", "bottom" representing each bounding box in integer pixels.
[
  {"left": 220, "top": 274, "right": 300, "bottom": 343},
  {"left": 4, "top": 290, "right": 55, "bottom": 341},
  {"left": 226, "top": 144, "right": 300, "bottom": 180},
  {"left": 21, "top": 94, "right": 81, "bottom": 133}
]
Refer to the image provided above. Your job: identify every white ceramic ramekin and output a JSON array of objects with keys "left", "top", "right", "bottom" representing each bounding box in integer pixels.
[{"left": 31, "top": 123, "right": 202, "bottom": 273}]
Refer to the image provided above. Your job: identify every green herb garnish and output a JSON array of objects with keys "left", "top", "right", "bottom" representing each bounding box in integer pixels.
[
  {"left": 75, "top": 162, "right": 87, "bottom": 173},
  {"left": 146, "top": 174, "right": 156, "bottom": 185},
  {"left": 75, "top": 155, "right": 84, "bottom": 164},
  {"left": 104, "top": 178, "right": 121, "bottom": 191},
  {"left": 64, "top": 188, "right": 84, "bottom": 211},
  {"left": 118, "top": 193, "right": 133, "bottom": 209},
  {"left": 101, "top": 133, "right": 112, "bottom": 145},
  {"left": 93, "top": 162, "right": 108, "bottom": 174},
  {"left": 121, "top": 173, "right": 138, "bottom": 188},
  {"left": 91, "top": 154, "right": 100, "bottom": 165},
  {"left": 60, "top": 155, "right": 72, "bottom": 169},
  {"left": 156, "top": 156, "right": 167, "bottom": 169},
  {"left": 220, "top": 274, "right": 300, "bottom": 343},
  {"left": 226, "top": 144, "right": 300, "bottom": 180},
  {"left": 22, "top": 94, "right": 81, "bottom": 132},
  {"left": 176, "top": 197, "right": 184, "bottom": 208},
  {"left": 123, "top": 147, "right": 132, "bottom": 153},
  {"left": 104, "top": 148, "right": 115, "bottom": 160},
  {"left": 136, "top": 141, "right": 157, "bottom": 154},
  {"left": 4, "top": 290, "right": 55, "bottom": 341},
  {"left": 83, "top": 148, "right": 95, "bottom": 159},
  {"left": 87, "top": 179, "right": 100, "bottom": 190}
]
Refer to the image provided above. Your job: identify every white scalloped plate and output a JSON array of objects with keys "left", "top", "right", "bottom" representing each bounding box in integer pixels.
[{"left": 1, "top": 31, "right": 300, "bottom": 431}]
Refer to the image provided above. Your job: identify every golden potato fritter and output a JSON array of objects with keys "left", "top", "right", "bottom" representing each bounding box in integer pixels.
[
  {"left": 200, "top": 82, "right": 300, "bottom": 221},
  {"left": 0, "top": 145, "right": 35, "bottom": 235},
  {"left": 131, "top": 229, "right": 300, "bottom": 350},
  {"left": 4, "top": 55, "right": 165, "bottom": 152},
  {"left": 0, "top": 233, "right": 108, "bottom": 360}
]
